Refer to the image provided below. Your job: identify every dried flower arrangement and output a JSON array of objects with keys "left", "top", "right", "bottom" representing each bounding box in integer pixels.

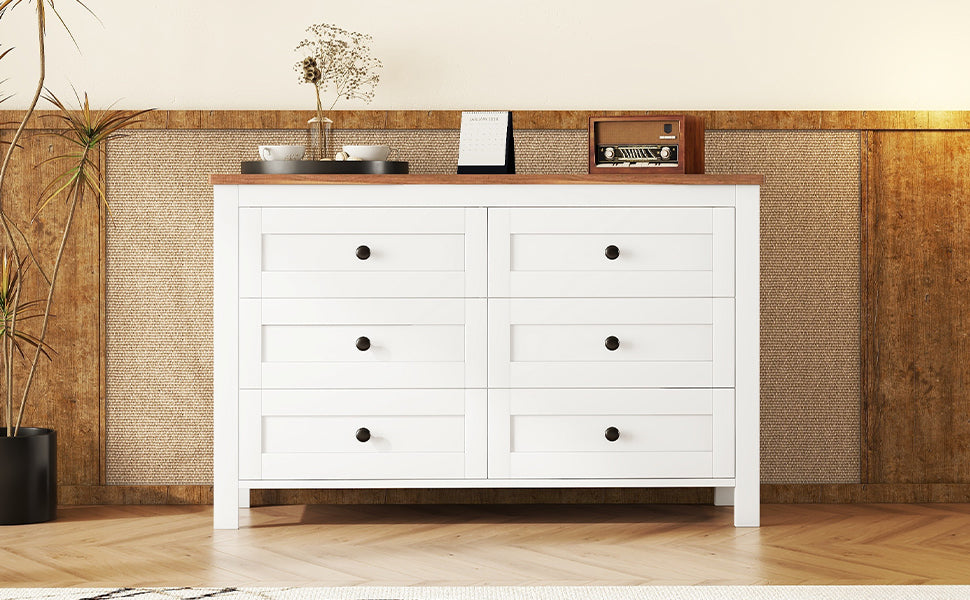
[{"left": 294, "top": 23, "right": 382, "bottom": 159}]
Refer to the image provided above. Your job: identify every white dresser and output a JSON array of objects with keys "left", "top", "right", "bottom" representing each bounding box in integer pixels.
[{"left": 212, "top": 174, "right": 761, "bottom": 529}]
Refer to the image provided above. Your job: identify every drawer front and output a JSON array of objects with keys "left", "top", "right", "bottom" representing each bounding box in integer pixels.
[
  {"left": 511, "top": 233, "right": 712, "bottom": 272},
  {"left": 240, "top": 389, "right": 487, "bottom": 480},
  {"left": 489, "top": 298, "right": 735, "bottom": 388},
  {"left": 263, "top": 415, "right": 463, "bottom": 453},
  {"left": 240, "top": 207, "right": 487, "bottom": 298},
  {"left": 489, "top": 207, "right": 735, "bottom": 298},
  {"left": 239, "top": 299, "right": 487, "bottom": 389},
  {"left": 511, "top": 324, "right": 712, "bottom": 362},
  {"left": 488, "top": 388, "right": 735, "bottom": 479},
  {"left": 511, "top": 414, "right": 712, "bottom": 453},
  {"left": 262, "top": 324, "right": 464, "bottom": 362},
  {"left": 262, "top": 233, "right": 464, "bottom": 271}
]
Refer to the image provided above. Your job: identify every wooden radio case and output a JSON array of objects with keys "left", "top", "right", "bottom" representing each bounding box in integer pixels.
[{"left": 588, "top": 115, "right": 705, "bottom": 174}]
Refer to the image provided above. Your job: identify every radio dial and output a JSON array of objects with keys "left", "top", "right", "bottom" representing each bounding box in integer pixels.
[
  {"left": 660, "top": 147, "right": 672, "bottom": 160},
  {"left": 603, "top": 147, "right": 615, "bottom": 160}
]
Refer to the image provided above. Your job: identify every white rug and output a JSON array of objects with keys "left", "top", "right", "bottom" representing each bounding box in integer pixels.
[{"left": 1, "top": 588, "right": 969, "bottom": 600}]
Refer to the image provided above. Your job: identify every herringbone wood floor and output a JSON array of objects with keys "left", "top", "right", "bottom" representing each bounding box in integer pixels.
[{"left": 1, "top": 503, "right": 969, "bottom": 586}]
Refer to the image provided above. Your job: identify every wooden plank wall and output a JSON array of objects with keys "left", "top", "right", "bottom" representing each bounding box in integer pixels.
[
  {"left": 5, "top": 109, "right": 970, "bottom": 504},
  {"left": 0, "top": 127, "right": 105, "bottom": 491},
  {"left": 862, "top": 130, "right": 970, "bottom": 484}
]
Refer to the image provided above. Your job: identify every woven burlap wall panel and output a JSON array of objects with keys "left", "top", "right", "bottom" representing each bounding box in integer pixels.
[
  {"left": 105, "top": 129, "right": 859, "bottom": 485},
  {"left": 706, "top": 131, "right": 861, "bottom": 483}
]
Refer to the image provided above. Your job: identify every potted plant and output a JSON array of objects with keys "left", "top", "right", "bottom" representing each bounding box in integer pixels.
[{"left": 0, "top": 0, "right": 150, "bottom": 524}]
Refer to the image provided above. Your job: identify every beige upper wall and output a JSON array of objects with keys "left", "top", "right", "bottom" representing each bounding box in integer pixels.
[{"left": 0, "top": 0, "right": 967, "bottom": 110}]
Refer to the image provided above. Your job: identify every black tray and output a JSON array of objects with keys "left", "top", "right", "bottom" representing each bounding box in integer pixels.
[{"left": 241, "top": 160, "right": 409, "bottom": 175}]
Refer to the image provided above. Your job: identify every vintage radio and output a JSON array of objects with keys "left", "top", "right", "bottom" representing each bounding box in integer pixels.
[{"left": 588, "top": 115, "right": 704, "bottom": 174}]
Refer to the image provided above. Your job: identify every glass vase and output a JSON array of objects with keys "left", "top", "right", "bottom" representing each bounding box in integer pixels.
[{"left": 307, "top": 115, "right": 333, "bottom": 160}]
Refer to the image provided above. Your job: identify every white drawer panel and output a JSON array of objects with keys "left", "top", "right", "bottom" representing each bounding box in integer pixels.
[
  {"left": 261, "top": 207, "right": 467, "bottom": 234},
  {"left": 509, "top": 207, "right": 714, "bottom": 233},
  {"left": 262, "top": 233, "right": 464, "bottom": 272},
  {"left": 511, "top": 234, "right": 712, "bottom": 271},
  {"left": 509, "top": 452, "right": 713, "bottom": 479},
  {"left": 240, "top": 389, "right": 487, "bottom": 480},
  {"left": 261, "top": 453, "right": 466, "bottom": 480},
  {"left": 489, "top": 298, "right": 734, "bottom": 388},
  {"left": 512, "top": 415, "right": 712, "bottom": 453},
  {"left": 260, "top": 389, "right": 467, "bottom": 416},
  {"left": 263, "top": 415, "right": 464, "bottom": 453},
  {"left": 511, "top": 324, "right": 712, "bottom": 362},
  {"left": 489, "top": 207, "right": 734, "bottom": 298},
  {"left": 507, "top": 272, "right": 715, "bottom": 298},
  {"left": 263, "top": 324, "right": 464, "bottom": 363},
  {"left": 509, "top": 362, "right": 712, "bottom": 388},
  {"left": 261, "top": 362, "right": 466, "bottom": 389},
  {"left": 241, "top": 207, "right": 487, "bottom": 298},
  {"left": 241, "top": 299, "right": 486, "bottom": 389},
  {"left": 261, "top": 272, "right": 466, "bottom": 298},
  {"left": 488, "top": 388, "right": 735, "bottom": 479},
  {"left": 509, "top": 388, "right": 715, "bottom": 415},
  {"left": 508, "top": 297, "right": 716, "bottom": 324},
  {"left": 260, "top": 298, "right": 465, "bottom": 325}
]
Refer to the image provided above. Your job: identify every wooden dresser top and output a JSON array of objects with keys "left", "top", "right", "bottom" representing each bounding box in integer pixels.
[{"left": 210, "top": 173, "right": 763, "bottom": 186}]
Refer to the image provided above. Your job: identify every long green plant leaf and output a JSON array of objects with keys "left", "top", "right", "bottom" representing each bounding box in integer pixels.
[{"left": 37, "top": 91, "right": 152, "bottom": 219}]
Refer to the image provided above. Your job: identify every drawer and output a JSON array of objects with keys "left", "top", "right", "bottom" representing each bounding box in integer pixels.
[
  {"left": 239, "top": 299, "right": 487, "bottom": 389},
  {"left": 240, "top": 389, "right": 487, "bottom": 480},
  {"left": 263, "top": 415, "right": 463, "bottom": 453},
  {"left": 489, "top": 207, "right": 735, "bottom": 297},
  {"left": 511, "top": 324, "right": 712, "bottom": 362},
  {"left": 489, "top": 298, "right": 735, "bottom": 388},
  {"left": 263, "top": 324, "right": 464, "bottom": 362},
  {"left": 263, "top": 233, "right": 464, "bottom": 271},
  {"left": 511, "top": 414, "right": 712, "bottom": 453},
  {"left": 240, "top": 207, "right": 487, "bottom": 298},
  {"left": 488, "top": 388, "right": 735, "bottom": 479},
  {"left": 511, "top": 233, "right": 712, "bottom": 272}
]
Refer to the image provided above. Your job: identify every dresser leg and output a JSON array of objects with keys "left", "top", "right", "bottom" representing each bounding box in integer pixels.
[
  {"left": 238, "top": 488, "right": 250, "bottom": 508},
  {"left": 213, "top": 480, "right": 240, "bottom": 529},
  {"left": 733, "top": 479, "right": 760, "bottom": 527},
  {"left": 714, "top": 487, "right": 734, "bottom": 506}
]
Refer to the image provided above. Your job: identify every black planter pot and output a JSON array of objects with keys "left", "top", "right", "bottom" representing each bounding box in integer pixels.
[{"left": 0, "top": 427, "right": 56, "bottom": 525}]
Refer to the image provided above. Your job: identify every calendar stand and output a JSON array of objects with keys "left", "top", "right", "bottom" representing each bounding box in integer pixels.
[{"left": 457, "top": 111, "right": 515, "bottom": 174}]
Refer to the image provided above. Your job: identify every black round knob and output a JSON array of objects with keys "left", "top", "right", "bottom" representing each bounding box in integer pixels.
[
  {"left": 356, "top": 336, "right": 371, "bottom": 351},
  {"left": 605, "top": 427, "right": 620, "bottom": 442},
  {"left": 605, "top": 245, "right": 620, "bottom": 260},
  {"left": 605, "top": 336, "right": 620, "bottom": 351},
  {"left": 356, "top": 245, "right": 371, "bottom": 260},
  {"left": 356, "top": 427, "right": 371, "bottom": 442}
]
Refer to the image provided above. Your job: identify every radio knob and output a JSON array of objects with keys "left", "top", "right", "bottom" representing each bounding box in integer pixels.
[
  {"left": 603, "top": 147, "right": 615, "bottom": 160},
  {"left": 660, "top": 147, "right": 672, "bottom": 160}
]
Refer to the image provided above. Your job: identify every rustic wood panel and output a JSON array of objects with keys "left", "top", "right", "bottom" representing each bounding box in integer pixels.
[
  {"left": 0, "top": 127, "right": 104, "bottom": 486},
  {"left": 863, "top": 130, "right": 970, "bottom": 484}
]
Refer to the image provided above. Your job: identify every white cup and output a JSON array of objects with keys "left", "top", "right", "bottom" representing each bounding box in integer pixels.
[
  {"left": 342, "top": 144, "right": 393, "bottom": 161},
  {"left": 259, "top": 145, "right": 305, "bottom": 161}
]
